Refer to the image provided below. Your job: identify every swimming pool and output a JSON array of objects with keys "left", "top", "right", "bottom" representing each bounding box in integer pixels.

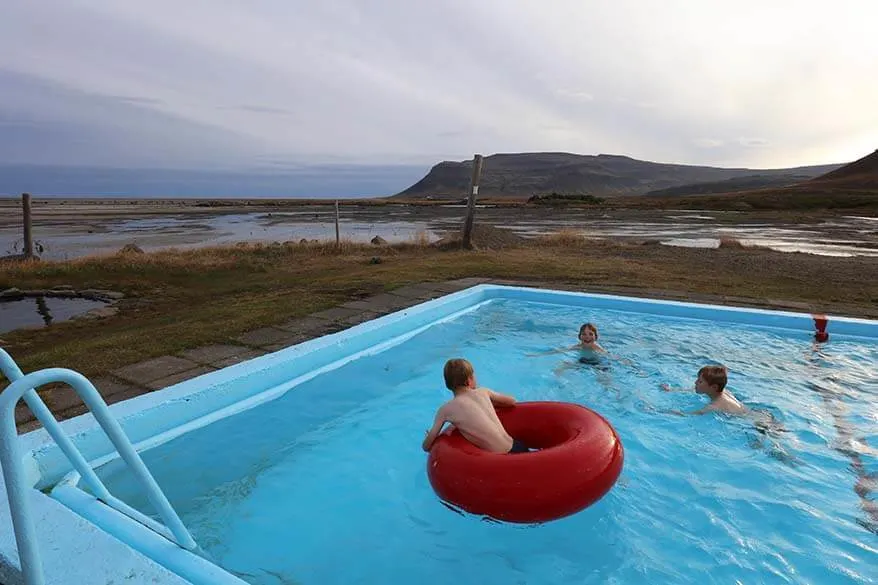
[{"left": 8, "top": 286, "right": 878, "bottom": 584}]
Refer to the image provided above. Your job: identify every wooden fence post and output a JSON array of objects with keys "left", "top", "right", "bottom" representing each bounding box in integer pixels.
[
  {"left": 461, "top": 154, "right": 484, "bottom": 249},
  {"left": 334, "top": 200, "right": 340, "bottom": 245},
  {"left": 22, "top": 193, "right": 34, "bottom": 258}
]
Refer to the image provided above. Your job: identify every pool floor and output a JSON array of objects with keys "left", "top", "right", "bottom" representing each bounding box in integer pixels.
[{"left": 89, "top": 298, "right": 878, "bottom": 585}]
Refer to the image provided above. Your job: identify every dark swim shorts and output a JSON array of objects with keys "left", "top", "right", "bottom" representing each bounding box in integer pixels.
[
  {"left": 578, "top": 355, "right": 610, "bottom": 371},
  {"left": 509, "top": 438, "right": 531, "bottom": 454}
]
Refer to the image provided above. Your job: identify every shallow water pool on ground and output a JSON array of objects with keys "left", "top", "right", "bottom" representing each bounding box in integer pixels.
[{"left": 0, "top": 296, "right": 108, "bottom": 333}]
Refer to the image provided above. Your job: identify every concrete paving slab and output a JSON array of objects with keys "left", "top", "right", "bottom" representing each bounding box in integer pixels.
[
  {"left": 341, "top": 293, "right": 415, "bottom": 313},
  {"left": 210, "top": 349, "right": 268, "bottom": 368},
  {"left": 275, "top": 316, "right": 335, "bottom": 333},
  {"left": 261, "top": 333, "right": 313, "bottom": 352},
  {"left": 339, "top": 311, "right": 381, "bottom": 327},
  {"left": 235, "top": 327, "right": 303, "bottom": 347},
  {"left": 112, "top": 356, "right": 201, "bottom": 385},
  {"left": 429, "top": 281, "right": 473, "bottom": 293},
  {"left": 388, "top": 284, "right": 446, "bottom": 299},
  {"left": 446, "top": 277, "right": 492, "bottom": 287},
  {"left": 310, "top": 306, "right": 363, "bottom": 321},
  {"left": 144, "top": 365, "right": 217, "bottom": 390},
  {"left": 179, "top": 344, "right": 251, "bottom": 364},
  {"left": 14, "top": 403, "right": 35, "bottom": 426}
]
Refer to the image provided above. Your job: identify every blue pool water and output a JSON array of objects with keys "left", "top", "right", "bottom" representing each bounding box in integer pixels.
[{"left": 94, "top": 299, "right": 878, "bottom": 584}]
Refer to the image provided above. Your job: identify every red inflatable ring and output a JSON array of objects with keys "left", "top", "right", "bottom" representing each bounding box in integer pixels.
[{"left": 427, "top": 401, "right": 624, "bottom": 523}]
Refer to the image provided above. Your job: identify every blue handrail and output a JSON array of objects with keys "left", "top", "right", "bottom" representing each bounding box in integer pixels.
[
  {"left": 0, "top": 350, "right": 196, "bottom": 585},
  {"left": 0, "top": 350, "right": 113, "bottom": 501}
]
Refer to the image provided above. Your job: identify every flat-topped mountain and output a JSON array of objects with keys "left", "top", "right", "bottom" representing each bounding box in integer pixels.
[{"left": 395, "top": 152, "right": 841, "bottom": 198}]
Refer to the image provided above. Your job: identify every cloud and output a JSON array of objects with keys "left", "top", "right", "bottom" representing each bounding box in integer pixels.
[
  {"left": 0, "top": 69, "right": 267, "bottom": 168},
  {"left": 694, "top": 139, "right": 725, "bottom": 149},
  {"left": 555, "top": 89, "right": 595, "bottom": 102},
  {"left": 222, "top": 105, "right": 293, "bottom": 116},
  {"left": 0, "top": 0, "right": 875, "bottom": 169},
  {"left": 107, "top": 96, "right": 166, "bottom": 107}
]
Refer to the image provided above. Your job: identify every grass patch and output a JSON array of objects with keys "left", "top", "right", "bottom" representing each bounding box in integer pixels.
[
  {"left": 528, "top": 192, "right": 606, "bottom": 205},
  {"left": 537, "top": 229, "right": 591, "bottom": 246},
  {"left": 2, "top": 237, "right": 877, "bottom": 379}
]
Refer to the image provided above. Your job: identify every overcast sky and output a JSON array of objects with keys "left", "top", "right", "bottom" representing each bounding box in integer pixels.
[{"left": 1, "top": 0, "right": 876, "bottom": 170}]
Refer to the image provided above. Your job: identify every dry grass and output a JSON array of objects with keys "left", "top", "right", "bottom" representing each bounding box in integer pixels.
[
  {"left": 537, "top": 229, "right": 590, "bottom": 247},
  {"left": 2, "top": 238, "right": 877, "bottom": 380},
  {"left": 408, "top": 230, "right": 432, "bottom": 247},
  {"left": 718, "top": 237, "right": 746, "bottom": 249}
]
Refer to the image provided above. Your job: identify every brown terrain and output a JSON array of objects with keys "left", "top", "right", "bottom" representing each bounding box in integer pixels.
[
  {"left": 636, "top": 150, "right": 878, "bottom": 211},
  {"left": 807, "top": 148, "right": 878, "bottom": 189}
]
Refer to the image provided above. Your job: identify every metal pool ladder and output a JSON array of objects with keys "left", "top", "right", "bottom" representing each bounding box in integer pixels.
[{"left": 0, "top": 349, "right": 196, "bottom": 585}]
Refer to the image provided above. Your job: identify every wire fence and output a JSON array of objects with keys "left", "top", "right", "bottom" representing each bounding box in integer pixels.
[{"left": 0, "top": 203, "right": 470, "bottom": 261}]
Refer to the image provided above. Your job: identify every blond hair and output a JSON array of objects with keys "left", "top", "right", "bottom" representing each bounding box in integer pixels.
[{"left": 444, "top": 358, "right": 474, "bottom": 390}]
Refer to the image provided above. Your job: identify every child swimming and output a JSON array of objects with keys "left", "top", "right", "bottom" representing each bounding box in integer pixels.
[
  {"left": 529, "top": 322, "right": 607, "bottom": 357},
  {"left": 661, "top": 364, "right": 794, "bottom": 463}
]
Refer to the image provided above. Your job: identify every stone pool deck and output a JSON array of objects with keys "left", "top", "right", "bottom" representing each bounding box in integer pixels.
[{"left": 13, "top": 277, "right": 821, "bottom": 432}]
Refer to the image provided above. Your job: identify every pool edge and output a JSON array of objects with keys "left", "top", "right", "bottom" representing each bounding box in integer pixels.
[{"left": 3, "top": 283, "right": 877, "bottom": 585}]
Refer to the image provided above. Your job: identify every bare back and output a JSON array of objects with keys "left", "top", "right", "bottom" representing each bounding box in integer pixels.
[
  {"left": 707, "top": 391, "right": 748, "bottom": 415},
  {"left": 440, "top": 389, "right": 513, "bottom": 453}
]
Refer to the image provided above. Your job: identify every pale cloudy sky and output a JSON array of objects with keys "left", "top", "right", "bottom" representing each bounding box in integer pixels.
[{"left": 1, "top": 0, "right": 876, "bottom": 170}]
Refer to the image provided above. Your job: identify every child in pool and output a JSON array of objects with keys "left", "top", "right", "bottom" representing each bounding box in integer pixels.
[
  {"left": 530, "top": 322, "right": 607, "bottom": 358},
  {"left": 661, "top": 365, "right": 746, "bottom": 415},
  {"left": 568, "top": 322, "right": 607, "bottom": 354},
  {"left": 422, "top": 358, "right": 531, "bottom": 454},
  {"left": 661, "top": 365, "right": 793, "bottom": 461},
  {"left": 576, "top": 323, "right": 606, "bottom": 354}
]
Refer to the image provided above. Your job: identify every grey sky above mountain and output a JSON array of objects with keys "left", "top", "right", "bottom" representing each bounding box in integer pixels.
[{"left": 1, "top": 0, "right": 875, "bottom": 170}]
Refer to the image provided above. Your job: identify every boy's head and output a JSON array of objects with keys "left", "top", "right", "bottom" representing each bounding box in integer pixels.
[
  {"left": 695, "top": 365, "right": 727, "bottom": 395},
  {"left": 579, "top": 322, "right": 599, "bottom": 343},
  {"left": 444, "top": 358, "right": 476, "bottom": 391}
]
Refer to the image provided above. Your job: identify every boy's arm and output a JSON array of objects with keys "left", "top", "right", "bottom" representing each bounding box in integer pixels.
[
  {"left": 422, "top": 408, "right": 448, "bottom": 452},
  {"left": 665, "top": 403, "right": 714, "bottom": 416},
  {"left": 660, "top": 383, "right": 694, "bottom": 393},
  {"left": 527, "top": 344, "right": 579, "bottom": 357},
  {"left": 677, "top": 405, "right": 715, "bottom": 416},
  {"left": 484, "top": 388, "right": 516, "bottom": 408}
]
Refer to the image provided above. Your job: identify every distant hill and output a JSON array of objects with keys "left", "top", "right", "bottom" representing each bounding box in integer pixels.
[
  {"left": 644, "top": 174, "right": 815, "bottom": 197},
  {"left": 806, "top": 149, "right": 878, "bottom": 189},
  {"left": 394, "top": 152, "right": 841, "bottom": 199},
  {"left": 623, "top": 149, "right": 878, "bottom": 211},
  {"left": 642, "top": 152, "right": 878, "bottom": 198}
]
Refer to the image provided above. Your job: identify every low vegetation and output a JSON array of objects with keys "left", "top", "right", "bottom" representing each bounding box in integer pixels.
[
  {"left": 2, "top": 235, "right": 877, "bottom": 381},
  {"left": 528, "top": 192, "right": 605, "bottom": 205}
]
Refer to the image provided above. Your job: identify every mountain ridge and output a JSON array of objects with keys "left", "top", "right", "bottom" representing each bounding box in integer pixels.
[{"left": 394, "top": 152, "right": 842, "bottom": 198}]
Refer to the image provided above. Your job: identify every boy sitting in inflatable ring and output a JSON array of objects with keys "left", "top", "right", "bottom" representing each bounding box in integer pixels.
[{"left": 422, "top": 358, "right": 532, "bottom": 454}]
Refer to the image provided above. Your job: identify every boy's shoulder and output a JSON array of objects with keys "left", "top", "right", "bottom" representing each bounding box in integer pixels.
[
  {"left": 711, "top": 392, "right": 748, "bottom": 414},
  {"left": 440, "top": 393, "right": 466, "bottom": 409},
  {"left": 473, "top": 387, "right": 497, "bottom": 399},
  {"left": 442, "top": 389, "right": 489, "bottom": 409}
]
